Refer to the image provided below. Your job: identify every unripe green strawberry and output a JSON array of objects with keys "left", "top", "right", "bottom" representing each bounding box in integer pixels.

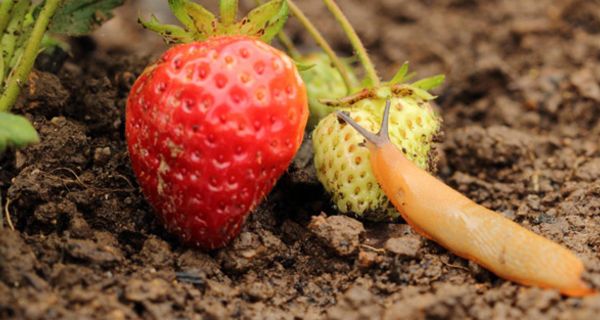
[
  {"left": 358, "top": 93, "right": 441, "bottom": 170},
  {"left": 299, "top": 53, "right": 357, "bottom": 128},
  {"left": 314, "top": 108, "right": 393, "bottom": 220},
  {"left": 313, "top": 93, "right": 441, "bottom": 221}
]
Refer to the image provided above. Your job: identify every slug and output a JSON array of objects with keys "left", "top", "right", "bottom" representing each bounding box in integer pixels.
[{"left": 336, "top": 100, "right": 596, "bottom": 297}]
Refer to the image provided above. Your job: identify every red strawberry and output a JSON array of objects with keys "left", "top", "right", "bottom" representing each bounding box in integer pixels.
[{"left": 126, "top": 1, "right": 307, "bottom": 249}]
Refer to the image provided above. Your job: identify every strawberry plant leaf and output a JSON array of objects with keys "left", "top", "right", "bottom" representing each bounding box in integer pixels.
[
  {"left": 404, "top": 72, "right": 417, "bottom": 83},
  {"left": 411, "top": 86, "right": 436, "bottom": 101},
  {"left": 168, "top": 0, "right": 217, "bottom": 39},
  {"left": 390, "top": 62, "right": 410, "bottom": 85},
  {"left": 47, "top": 0, "right": 124, "bottom": 36},
  {"left": 168, "top": 0, "right": 197, "bottom": 33},
  {"left": 294, "top": 60, "right": 315, "bottom": 72},
  {"left": 411, "top": 74, "right": 445, "bottom": 91},
  {"left": 181, "top": 0, "right": 218, "bottom": 37},
  {"left": 239, "top": 0, "right": 288, "bottom": 43},
  {"left": 0, "top": 112, "right": 40, "bottom": 153},
  {"left": 139, "top": 15, "right": 194, "bottom": 44}
]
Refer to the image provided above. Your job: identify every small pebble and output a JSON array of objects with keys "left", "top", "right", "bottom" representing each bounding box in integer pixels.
[
  {"left": 384, "top": 236, "right": 422, "bottom": 258},
  {"left": 308, "top": 214, "right": 365, "bottom": 257}
]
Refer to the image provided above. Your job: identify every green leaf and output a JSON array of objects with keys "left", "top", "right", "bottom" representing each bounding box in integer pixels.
[
  {"left": 239, "top": 0, "right": 288, "bottom": 43},
  {"left": 139, "top": 15, "right": 194, "bottom": 44},
  {"left": 182, "top": 0, "right": 218, "bottom": 38},
  {"left": 294, "top": 60, "right": 315, "bottom": 72},
  {"left": 167, "top": 0, "right": 218, "bottom": 40},
  {"left": 411, "top": 74, "right": 445, "bottom": 91},
  {"left": 41, "top": 34, "right": 71, "bottom": 53},
  {"left": 0, "top": 112, "right": 39, "bottom": 153},
  {"left": 411, "top": 86, "right": 436, "bottom": 101},
  {"left": 389, "top": 61, "right": 409, "bottom": 85},
  {"left": 48, "top": 0, "right": 124, "bottom": 36},
  {"left": 361, "top": 77, "right": 374, "bottom": 88},
  {"left": 219, "top": 0, "right": 238, "bottom": 27},
  {"left": 168, "top": 0, "right": 197, "bottom": 33}
]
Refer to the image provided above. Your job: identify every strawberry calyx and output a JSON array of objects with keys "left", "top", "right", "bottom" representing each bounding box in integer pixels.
[
  {"left": 140, "top": 0, "right": 288, "bottom": 44},
  {"left": 320, "top": 62, "right": 445, "bottom": 108}
]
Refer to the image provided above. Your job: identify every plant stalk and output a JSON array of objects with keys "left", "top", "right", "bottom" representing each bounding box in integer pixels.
[
  {"left": 219, "top": 0, "right": 238, "bottom": 27},
  {"left": 0, "top": 0, "right": 15, "bottom": 37},
  {"left": 322, "top": 0, "right": 380, "bottom": 87},
  {"left": 276, "top": 31, "right": 300, "bottom": 59},
  {"left": 1, "top": 0, "right": 30, "bottom": 79},
  {"left": 288, "top": 0, "right": 353, "bottom": 93},
  {"left": 0, "top": 0, "right": 61, "bottom": 112}
]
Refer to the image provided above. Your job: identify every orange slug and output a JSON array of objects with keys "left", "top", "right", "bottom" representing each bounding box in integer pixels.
[{"left": 336, "top": 100, "right": 596, "bottom": 297}]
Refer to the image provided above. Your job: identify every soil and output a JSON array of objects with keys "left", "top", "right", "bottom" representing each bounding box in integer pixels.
[{"left": 1, "top": 0, "right": 600, "bottom": 319}]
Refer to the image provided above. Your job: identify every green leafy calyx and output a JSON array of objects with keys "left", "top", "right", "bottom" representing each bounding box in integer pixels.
[
  {"left": 320, "top": 63, "right": 445, "bottom": 107},
  {"left": 140, "top": 0, "right": 289, "bottom": 44}
]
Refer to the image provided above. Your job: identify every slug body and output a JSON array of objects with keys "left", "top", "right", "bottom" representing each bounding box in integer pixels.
[{"left": 337, "top": 101, "right": 595, "bottom": 297}]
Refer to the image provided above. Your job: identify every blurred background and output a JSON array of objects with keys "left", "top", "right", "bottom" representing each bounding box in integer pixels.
[{"left": 92, "top": 0, "right": 600, "bottom": 83}]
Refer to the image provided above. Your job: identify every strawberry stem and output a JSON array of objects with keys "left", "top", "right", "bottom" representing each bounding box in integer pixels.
[
  {"left": 276, "top": 30, "right": 301, "bottom": 59},
  {"left": 322, "top": 0, "right": 380, "bottom": 87},
  {"left": 219, "top": 0, "right": 238, "bottom": 27},
  {"left": 288, "top": 0, "right": 353, "bottom": 93},
  {"left": 0, "top": 0, "right": 61, "bottom": 112}
]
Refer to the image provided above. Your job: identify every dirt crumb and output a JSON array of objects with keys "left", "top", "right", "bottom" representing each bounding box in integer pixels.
[
  {"left": 137, "top": 236, "right": 173, "bottom": 269},
  {"left": 217, "top": 229, "right": 286, "bottom": 273},
  {"left": 328, "top": 284, "right": 383, "bottom": 320},
  {"left": 358, "top": 250, "right": 382, "bottom": 269},
  {"left": 64, "top": 237, "right": 123, "bottom": 267},
  {"left": 445, "top": 125, "right": 532, "bottom": 171},
  {"left": 22, "top": 117, "right": 90, "bottom": 169},
  {"left": 575, "top": 158, "right": 600, "bottom": 181},
  {"left": 384, "top": 236, "right": 422, "bottom": 259},
  {"left": 384, "top": 284, "right": 472, "bottom": 320},
  {"left": 0, "top": 230, "right": 39, "bottom": 287},
  {"left": 15, "top": 71, "right": 70, "bottom": 116},
  {"left": 124, "top": 278, "right": 170, "bottom": 302},
  {"left": 309, "top": 214, "right": 365, "bottom": 256}
]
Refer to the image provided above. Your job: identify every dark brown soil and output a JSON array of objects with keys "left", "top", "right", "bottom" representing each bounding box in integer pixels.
[{"left": 1, "top": 0, "right": 600, "bottom": 319}]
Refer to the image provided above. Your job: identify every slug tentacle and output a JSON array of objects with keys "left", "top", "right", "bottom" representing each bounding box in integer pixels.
[{"left": 336, "top": 99, "right": 392, "bottom": 148}]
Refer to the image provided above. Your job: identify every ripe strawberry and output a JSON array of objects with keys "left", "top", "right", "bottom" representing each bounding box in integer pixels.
[
  {"left": 126, "top": 1, "right": 308, "bottom": 249},
  {"left": 313, "top": 75, "right": 442, "bottom": 221},
  {"left": 298, "top": 53, "right": 357, "bottom": 128}
]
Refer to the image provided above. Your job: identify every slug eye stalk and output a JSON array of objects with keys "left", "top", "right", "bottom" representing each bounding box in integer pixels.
[{"left": 336, "top": 99, "right": 391, "bottom": 148}]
